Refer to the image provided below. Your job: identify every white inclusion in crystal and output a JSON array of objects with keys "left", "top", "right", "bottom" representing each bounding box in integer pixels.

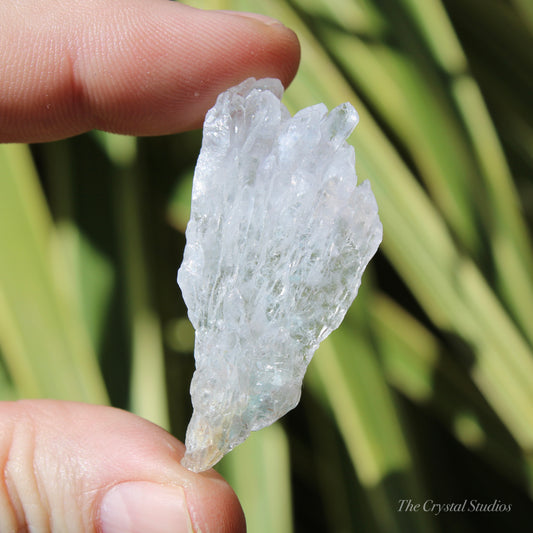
[{"left": 178, "top": 77, "right": 383, "bottom": 472}]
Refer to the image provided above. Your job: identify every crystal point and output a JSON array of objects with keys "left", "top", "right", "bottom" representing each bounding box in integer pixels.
[{"left": 178, "top": 78, "right": 382, "bottom": 472}]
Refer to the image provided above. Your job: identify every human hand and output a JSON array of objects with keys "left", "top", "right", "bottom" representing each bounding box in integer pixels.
[
  {"left": 0, "top": 0, "right": 300, "bottom": 143},
  {"left": 1, "top": 400, "right": 246, "bottom": 532}
]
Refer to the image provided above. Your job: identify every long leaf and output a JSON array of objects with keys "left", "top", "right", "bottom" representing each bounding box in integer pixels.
[
  {"left": 218, "top": 423, "right": 294, "bottom": 533},
  {"left": 0, "top": 143, "right": 108, "bottom": 403},
  {"left": 94, "top": 132, "right": 170, "bottom": 429}
]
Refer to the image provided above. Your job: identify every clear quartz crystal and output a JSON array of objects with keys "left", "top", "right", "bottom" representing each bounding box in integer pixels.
[{"left": 178, "top": 78, "right": 383, "bottom": 472}]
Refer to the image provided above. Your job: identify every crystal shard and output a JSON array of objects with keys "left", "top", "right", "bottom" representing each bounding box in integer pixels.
[{"left": 178, "top": 78, "right": 383, "bottom": 472}]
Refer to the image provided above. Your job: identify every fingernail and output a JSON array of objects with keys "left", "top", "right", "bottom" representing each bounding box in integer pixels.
[
  {"left": 221, "top": 10, "right": 287, "bottom": 27},
  {"left": 100, "top": 482, "right": 194, "bottom": 533}
]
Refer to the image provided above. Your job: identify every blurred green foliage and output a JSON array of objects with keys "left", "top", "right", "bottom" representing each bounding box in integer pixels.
[{"left": 1, "top": 0, "right": 533, "bottom": 531}]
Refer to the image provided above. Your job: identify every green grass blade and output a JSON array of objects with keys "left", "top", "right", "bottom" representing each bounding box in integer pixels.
[
  {"left": 309, "top": 0, "right": 481, "bottom": 254},
  {"left": 167, "top": 168, "right": 194, "bottom": 234},
  {"left": 403, "top": 0, "right": 533, "bottom": 347},
  {"left": 371, "top": 293, "right": 533, "bottom": 496},
  {"left": 307, "top": 329, "right": 434, "bottom": 533},
  {"left": 0, "top": 143, "right": 108, "bottom": 403},
  {"left": 0, "top": 349, "right": 16, "bottom": 401},
  {"left": 94, "top": 132, "right": 170, "bottom": 429},
  {"left": 42, "top": 140, "right": 115, "bottom": 352},
  {"left": 509, "top": 0, "right": 533, "bottom": 31},
  {"left": 218, "top": 423, "right": 294, "bottom": 533}
]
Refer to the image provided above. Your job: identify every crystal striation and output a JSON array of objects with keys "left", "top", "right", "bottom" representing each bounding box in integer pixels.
[{"left": 178, "top": 78, "right": 383, "bottom": 472}]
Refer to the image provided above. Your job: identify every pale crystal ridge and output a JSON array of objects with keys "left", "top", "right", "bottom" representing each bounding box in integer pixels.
[{"left": 178, "top": 77, "right": 383, "bottom": 472}]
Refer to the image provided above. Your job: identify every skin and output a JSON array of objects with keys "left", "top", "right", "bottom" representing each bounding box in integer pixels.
[
  {"left": 0, "top": 400, "right": 246, "bottom": 532},
  {"left": 0, "top": 0, "right": 300, "bottom": 142},
  {"left": 0, "top": 0, "right": 300, "bottom": 530}
]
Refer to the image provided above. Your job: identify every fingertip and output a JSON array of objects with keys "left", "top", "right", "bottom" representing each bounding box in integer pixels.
[
  {"left": 184, "top": 470, "right": 247, "bottom": 533},
  {"left": 99, "top": 483, "right": 194, "bottom": 533},
  {"left": 216, "top": 9, "right": 301, "bottom": 89},
  {"left": 0, "top": 0, "right": 301, "bottom": 141},
  {"left": 98, "top": 475, "right": 246, "bottom": 533},
  {"left": 106, "top": 4, "right": 301, "bottom": 136},
  {"left": 157, "top": 441, "right": 246, "bottom": 533}
]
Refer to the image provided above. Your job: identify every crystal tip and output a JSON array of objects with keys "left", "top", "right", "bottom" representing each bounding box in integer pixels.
[{"left": 180, "top": 445, "right": 225, "bottom": 473}]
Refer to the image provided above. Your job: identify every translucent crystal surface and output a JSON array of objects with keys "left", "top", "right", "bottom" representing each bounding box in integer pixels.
[{"left": 178, "top": 78, "right": 383, "bottom": 472}]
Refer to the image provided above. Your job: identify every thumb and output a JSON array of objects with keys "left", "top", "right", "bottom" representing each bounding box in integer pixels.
[
  {"left": 0, "top": 0, "right": 300, "bottom": 142},
  {"left": 0, "top": 400, "right": 245, "bottom": 533}
]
